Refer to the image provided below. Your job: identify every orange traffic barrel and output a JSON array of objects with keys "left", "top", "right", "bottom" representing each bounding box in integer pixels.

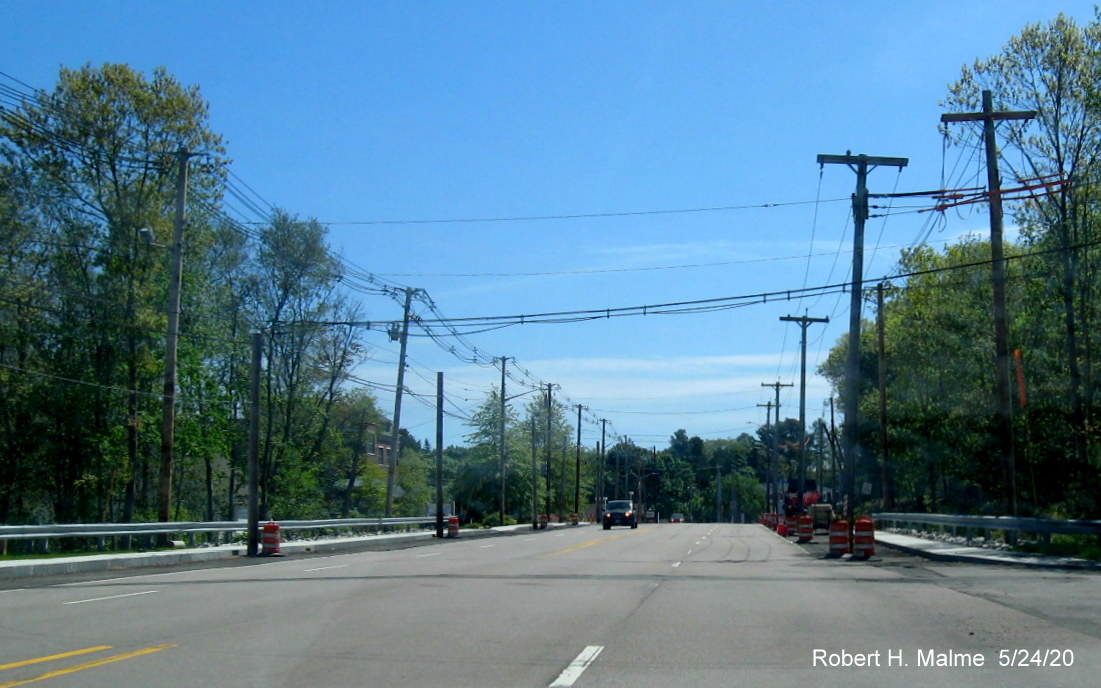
[
  {"left": 261, "top": 520, "right": 283, "bottom": 556},
  {"left": 797, "top": 515, "right": 814, "bottom": 543},
  {"left": 447, "top": 516, "right": 460, "bottom": 538},
  {"left": 785, "top": 516, "right": 799, "bottom": 537},
  {"left": 825, "top": 518, "right": 849, "bottom": 558},
  {"left": 852, "top": 517, "right": 876, "bottom": 559}
]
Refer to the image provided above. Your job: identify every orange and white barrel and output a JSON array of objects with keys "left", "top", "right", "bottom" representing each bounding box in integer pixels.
[
  {"left": 797, "top": 515, "right": 814, "bottom": 543},
  {"left": 261, "top": 521, "right": 283, "bottom": 556},
  {"left": 825, "top": 519, "right": 849, "bottom": 558},
  {"left": 447, "top": 516, "right": 460, "bottom": 538},
  {"left": 852, "top": 517, "right": 876, "bottom": 559}
]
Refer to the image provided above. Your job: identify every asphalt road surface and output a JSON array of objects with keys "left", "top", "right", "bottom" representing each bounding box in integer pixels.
[{"left": 1, "top": 523, "right": 1098, "bottom": 687}]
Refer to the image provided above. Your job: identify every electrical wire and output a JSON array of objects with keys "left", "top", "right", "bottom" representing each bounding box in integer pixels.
[{"left": 299, "top": 197, "right": 849, "bottom": 227}]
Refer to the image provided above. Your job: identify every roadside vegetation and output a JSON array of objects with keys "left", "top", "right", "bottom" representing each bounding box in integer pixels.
[{"left": 1, "top": 13, "right": 1099, "bottom": 546}]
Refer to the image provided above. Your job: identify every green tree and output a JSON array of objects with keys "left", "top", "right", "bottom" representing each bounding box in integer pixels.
[
  {"left": 943, "top": 12, "right": 1101, "bottom": 513},
  {"left": 822, "top": 241, "right": 1032, "bottom": 514},
  {"left": 318, "top": 388, "right": 387, "bottom": 517},
  {"left": 0, "top": 63, "right": 226, "bottom": 524},
  {"left": 455, "top": 387, "right": 537, "bottom": 523},
  {"left": 250, "top": 210, "right": 355, "bottom": 519},
  {"left": 0, "top": 163, "right": 48, "bottom": 522},
  {"left": 520, "top": 393, "right": 583, "bottom": 520}
]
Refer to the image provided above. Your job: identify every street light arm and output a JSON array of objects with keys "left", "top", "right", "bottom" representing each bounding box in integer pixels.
[{"left": 504, "top": 387, "right": 543, "bottom": 402}]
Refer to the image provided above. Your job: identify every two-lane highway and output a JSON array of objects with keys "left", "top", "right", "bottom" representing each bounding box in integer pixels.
[{"left": 1, "top": 524, "right": 1098, "bottom": 687}]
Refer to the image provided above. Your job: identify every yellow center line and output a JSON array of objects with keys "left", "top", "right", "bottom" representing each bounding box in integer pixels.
[
  {"left": 544, "top": 531, "right": 636, "bottom": 556},
  {"left": 0, "top": 645, "right": 176, "bottom": 688},
  {"left": 0, "top": 647, "right": 113, "bottom": 672}
]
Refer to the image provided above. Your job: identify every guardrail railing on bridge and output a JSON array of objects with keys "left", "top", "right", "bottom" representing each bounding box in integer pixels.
[
  {"left": 0, "top": 517, "right": 439, "bottom": 554},
  {"left": 873, "top": 512, "right": 1101, "bottom": 547}
]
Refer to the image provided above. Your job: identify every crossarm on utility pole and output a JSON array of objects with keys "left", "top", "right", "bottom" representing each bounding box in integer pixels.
[
  {"left": 816, "top": 154, "right": 909, "bottom": 168},
  {"left": 940, "top": 110, "right": 1036, "bottom": 123}
]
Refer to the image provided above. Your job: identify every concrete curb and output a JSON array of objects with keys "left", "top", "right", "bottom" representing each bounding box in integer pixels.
[
  {"left": 875, "top": 531, "right": 1101, "bottom": 570},
  {"left": 0, "top": 521, "right": 585, "bottom": 580}
]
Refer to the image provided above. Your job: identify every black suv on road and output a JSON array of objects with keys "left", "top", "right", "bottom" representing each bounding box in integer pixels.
[{"left": 603, "top": 500, "right": 638, "bottom": 529}]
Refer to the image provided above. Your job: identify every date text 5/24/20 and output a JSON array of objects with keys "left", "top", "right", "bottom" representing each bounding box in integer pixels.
[{"left": 812, "top": 648, "right": 1075, "bottom": 669}]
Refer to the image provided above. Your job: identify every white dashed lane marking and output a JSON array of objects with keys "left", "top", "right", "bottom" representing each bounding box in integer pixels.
[
  {"left": 64, "top": 590, "right": 159, "bottom": 605},
  {"left": 549, "top": 645, "right": 604, "bottom": 687}
]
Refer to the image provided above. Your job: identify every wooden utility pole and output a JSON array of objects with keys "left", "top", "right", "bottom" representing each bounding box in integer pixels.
[
  {"left": 498, "top": 356, "right": 509, "bottom": 526},
  {"left": 715, "top": 464, "right": 722, "bottom": 523},
  {"left": 247, "top": 332, "right": 262, "bottom": 556},
  {"left": 544, "top": 383, "right": 553, "bottom": 518},
  {"left": 829, "top": 397, "right": 840, "bottom": 498},
  {"left": 531, "top": 415, "right": 539, "bottom": 529},
  {"left": 817, "top": 152, "right": 908, "bottom": 521},
  {"left": 574, "top": 404, "right": 583, "bottom": 515},
  {"left": 780, "top": 313, "right": 829, "bottom": 511},
  {"left": 436, "top": 372, "right": 444, "bottom": 539},
  {"left": 598, "top": 419, "right": 607, "bottom": 521},
  {"left": 385, "top": 287, "right": 417, "bottom": 518},
  {"left": 762, "top": 381, "right": 792, "bottom": 513},
  {"left": 158, "top": 148, "right": 193, "bottom": 531},
  {"left": 559, "top": 424, "right": 568, "bottom": 521},
  {"left": 876, "top": 284, "right": 894, "bottom": 509},
  {"left": 942, "top": 91, "right": 1034, "bottom": 517},
  {"left": 757, "top": 401, "right": 774, "bottom": 512}
]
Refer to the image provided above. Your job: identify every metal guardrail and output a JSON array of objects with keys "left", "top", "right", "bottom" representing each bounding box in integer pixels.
[
  {"left": 874, "top": 512, "right": 1101, "bottom": 545},
  {"left": 0, "top": 517, "right": 440, "bottom": 550}
]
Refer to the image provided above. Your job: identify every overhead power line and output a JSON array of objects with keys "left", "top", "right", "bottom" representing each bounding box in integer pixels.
[
  {"left": 375, "top": 247, "right": 857, "bottom": 278},
  {"left": 304, "top": 197, "right": 850, "bottom": 227},
  {"left": 359, "top": 237, "right": 1101, "bottom": 332}
]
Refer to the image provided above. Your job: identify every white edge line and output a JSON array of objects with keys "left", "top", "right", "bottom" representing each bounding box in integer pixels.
[
  {"left": 416, "top": 552, "right": 441, "bottom": 558},
  {"left": 65, "top": 590, "right": 159, "bottom": 605},
  {"left": 303, "top": 564, "right": 348, "bottom": 572},
  {"left": 549, "top": 645, "right": 604, "bottom": 688},
  {"left": 55, "top": 568, "right": 197, "bottom": 587}
]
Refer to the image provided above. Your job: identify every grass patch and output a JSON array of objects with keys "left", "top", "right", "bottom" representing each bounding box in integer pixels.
[{"left": 1013, "top": 533, "right": 1101, "bottom": 561}]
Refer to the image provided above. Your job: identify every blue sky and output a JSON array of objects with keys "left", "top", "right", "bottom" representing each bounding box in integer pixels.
[{"left": 4, "top": 1, "right": 1098, "bottom": 449}]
